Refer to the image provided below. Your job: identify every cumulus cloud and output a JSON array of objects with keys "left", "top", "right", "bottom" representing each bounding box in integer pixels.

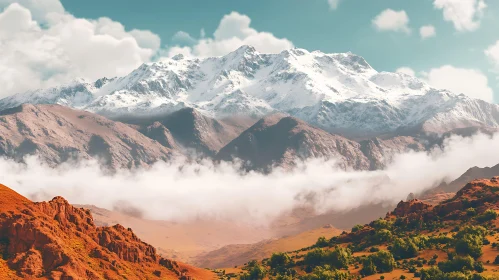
[
  {"left": 327, "top": 0, "right": 340, "bottom": 10},
  {"left": 424, "top": 65, "right": 493, "bottom": 102},
  {"left": 420, "top": 25, "right": 436, "bottom": 39},
  {"left": 2, "top": 132, "right": 499, "bottom": 224},
  {"left": 372, "top": 9, "right": 411, "bottom": 34},
  {"left": 433, "top": 0, "right": 486, "bottom": 32},
  {"left": 485, "top": 41, "right": 499, "bottom": 71},
  {"left": 168, "top": 11, "right": 294, "bottom": 58},
  {"left": 171, "top": 31, "right": 197, "bottom": 47},
  {"left": 396, "top": 67, "right": 416, "bottom": 77},
  {"left": 0, "top": 2, "right": 160, "bottom": 97},
  {"left": 0, "top": 0, "right": 63, "bottom": 23}
]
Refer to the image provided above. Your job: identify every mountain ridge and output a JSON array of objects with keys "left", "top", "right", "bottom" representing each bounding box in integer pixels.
[{"left": 2, "top": 46, "right": 498, "bottom": 138}]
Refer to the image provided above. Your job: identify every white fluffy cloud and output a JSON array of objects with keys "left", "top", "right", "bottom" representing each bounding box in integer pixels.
[
  {"left": 485, "top": 41, "right": 499, "bottom": 71},
  {"left": 171, "top": 31, "right": 197, "bottom": 46},
  {"left": 372, "top": 9, "right": 411, "bottom": 34},
  {"left": 396, "top": 67, "right": 416, "bottom": 77},
  {"left": 4, "top": 132, "right": 499, "bottom": 223},
  {"left": 168, "top": 12, "right": 294, "bottom": 57},
  {"left": 0, "top": 2, "right": 160, "bottom": 97},
  {"left": 425, "top": 65, "right": 493, "bottom": 102},
  {"left": 327, "top": 0, "right": 340, "bottom": 10},
  {"left": 0, "top": 0, "right": 63, "bottom": 22},
  {"left": 433, "top": 0, "right": 486, "bottom": 32},
  {"left": 419, "top": 25, "right": 436, "bottom": 39}
]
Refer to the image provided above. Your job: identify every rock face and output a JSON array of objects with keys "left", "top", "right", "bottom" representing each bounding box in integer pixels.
[
  {"left": 396, "top": 177, "right": 499, "bottom": 223},
  {"left": 0, "top": 184, "right": 215, "bottom": 279},
  {"left": 118, "top": 107, "right": 255, "bottom": 156},
  {"left": 216, "top": 114, "right": 423, "bottom": 171},
  {"left": 391, "top": 199, "right": 432, "bottom": 217},
  {"left": 0, "top": 104, "right": 176, "bottom": 168}
]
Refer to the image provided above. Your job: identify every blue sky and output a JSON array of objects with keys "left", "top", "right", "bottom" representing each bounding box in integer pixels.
[
  {"left": 1, "top": 0, "right": 498, "bottom": 102},
  {"left": 60, "top": 0, "right": 498, "bottom": 72}
]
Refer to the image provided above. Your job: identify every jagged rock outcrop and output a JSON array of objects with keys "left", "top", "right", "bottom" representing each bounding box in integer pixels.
[
  {"left": 391, "top": 199, "right": 432, "bottom": 217},
  {"left": 0, "top": 184, "right": 215, "bottom": 279}
]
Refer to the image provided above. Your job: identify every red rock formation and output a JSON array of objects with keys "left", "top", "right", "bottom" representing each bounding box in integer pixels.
[
  {"left": 0, "top": 184, "right": 215, "bottom": 279},
  {"left": 391, "top": 199, "right": 431, "bottom": 217},
  {"left": 337, "top": 177, "right": 499, "bottom": 244}
]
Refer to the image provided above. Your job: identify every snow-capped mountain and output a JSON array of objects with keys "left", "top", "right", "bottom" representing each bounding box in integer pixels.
[{"left": 2, "top": 45, "right": 499, "bottom": 137}]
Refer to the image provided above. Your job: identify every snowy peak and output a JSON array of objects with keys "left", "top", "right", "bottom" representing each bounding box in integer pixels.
[
  {"left": 0, "top": 79, "right": 96, "bottom": 110},
  {"left": 0, "top": 46, "right": 498, "bottom": 137}
]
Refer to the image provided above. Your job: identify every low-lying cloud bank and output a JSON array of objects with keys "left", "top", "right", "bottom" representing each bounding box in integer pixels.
[{"left": 0, "top": 132, "right": 498, "bottom": 224}]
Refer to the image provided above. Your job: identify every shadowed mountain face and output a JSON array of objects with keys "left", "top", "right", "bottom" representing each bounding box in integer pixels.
[
  {"left": 216, "top": 114, "right": 425, "bottom": 171},
  {"left": 0, "top": 104, "right": 494, "bottom": 175},
  {"left": 116, "top": 107, "right": 256, "bottom": 156},
  {"left": 0, "top": 104, "right": 178, "bottom": 169},
  {"left": 0, "top": 184, "right": 214, "bottom": 279},
  {"left": 431, "top": 163, "right": 499, "bottom": 193}
]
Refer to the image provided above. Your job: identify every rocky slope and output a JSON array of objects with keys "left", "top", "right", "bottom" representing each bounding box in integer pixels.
[
  {"left": 216, "top": 114, "right": 424, "bottom": 171},
  {"left": 117, "top": 107, "right": 255, "bottom": 156},
  {"left": 433, "top": 163, "right": 499, "bottom": 193},
  {"left": 0, "top": 183, "right": 214, "bottom": 279},
  {"left": 1, "top": 46, "right": 498, "bottom": 138},
  {"left": 0, "top": 104, "right": 176, "bottom": 168},
  {"left": 0, "top": 103, "right": 425, "bottom": 171}
]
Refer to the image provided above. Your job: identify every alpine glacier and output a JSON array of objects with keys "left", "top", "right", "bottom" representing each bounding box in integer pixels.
[{"left": 1, "top": 45, "right": 498, "bottom": 137}]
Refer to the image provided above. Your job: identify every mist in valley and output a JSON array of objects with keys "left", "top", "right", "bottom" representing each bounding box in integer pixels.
[{"left": 1, "top": 132, "right": 498, "bottom": 225}]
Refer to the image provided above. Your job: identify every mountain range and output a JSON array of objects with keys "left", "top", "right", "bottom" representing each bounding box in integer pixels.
[
  {"left": 0, "top": 46, "right": 498, "bottom": 171},
  {"left": 2, "top": 45, "right": 499, "bottom": 139}
]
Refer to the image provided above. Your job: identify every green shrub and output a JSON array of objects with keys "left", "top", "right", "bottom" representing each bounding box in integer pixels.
[
  {"left": 299, "top": 265, "right": 352, "bottom": 280},
  {"left": 455, "top": 234, "right": 483, "bottom": 259},
  {"left": 473, "top": 261, "right": 484, "bottom": 273},
  {"left": 455, "top": 226, "right": 486, "bottom": 239},
  {"left": 360, "top": 258, "right": 377, "bottom": 276},
  {"left": 438, "top": 255, "right": 474, "bottom": 273},
  {"left": 269, "top": 252, "right": 292, "bottom": 270},
  {"left": 303, "top": 247, "right": 352, "bottom": 270},
  {"left": 373, "top": 229, "right": 393, "bottom": 244},
  {"left": 390, "top": 238, "right": 419, "bottom": 260},
  {"left": 466, "top": 208, "right": 477, "bottom": 217},
  {"left": 360, "top": 250, "right": 395, "bottom": 276},
  {"left": 315, "top": 236, "right": 329, "bottom": 248},
  {"left": 420, "top": 267, "right": 444, "bottom": 280},
  {"left": 372, "top": 218, "right": 392, "bottom": 230},
  {"left": 476, "top": 209, "right": 498, "bottom": 223},
  {"left": 369, "top": 246, "right": 380, "bottom": 252},
  {"left": 470, "top": 274, "right": 487, "bottom": 280},
  {"left": 351, "top": 224, "right": 363, "bottom": 233},
  {"left": 239, "top": 264, "right": 267, "bottom": 280}
]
